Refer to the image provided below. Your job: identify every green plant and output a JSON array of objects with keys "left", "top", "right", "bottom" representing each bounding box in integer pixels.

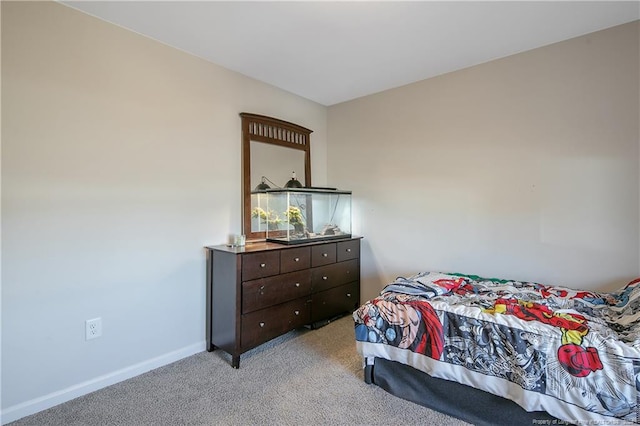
[
  {"left": 285, "top": 206, "right": 305, "bottom": 233},
  {"left": 251, "top": 207, "right": 281, "bottom": 230}
]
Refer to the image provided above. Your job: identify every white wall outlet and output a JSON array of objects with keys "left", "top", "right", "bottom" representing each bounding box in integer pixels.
[{"left": 85, "top": 317, "right": 102, "bottom": 340}]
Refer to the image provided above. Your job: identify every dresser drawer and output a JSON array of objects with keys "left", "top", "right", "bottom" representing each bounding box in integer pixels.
[
  {"left": 311, "top": 281, "right": 359, "bottom": 323},
  {"left": 311, "top": 259, "right": 359, "bottom": 293},
  {"left": 280, "top": 246, "right": 311, "bottom": 273},
  {"left": 242, "top": 251, "right": 280, "bottom": 281},
  {"left": 311, "top": 243, "right": 336, "bottom": 267},
  {"left": 241, "top": 298, "right": 311, "bottom": 350},
  {"left": 337, "top": 240, "right": 360, "bottom": 262},
  {"left": 242, "top": 270, "right": 311, "bottom": 314}
]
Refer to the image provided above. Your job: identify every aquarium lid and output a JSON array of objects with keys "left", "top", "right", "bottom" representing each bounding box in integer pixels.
[{"left": 251, "top": 187, "right": 352, "bottom": 195}]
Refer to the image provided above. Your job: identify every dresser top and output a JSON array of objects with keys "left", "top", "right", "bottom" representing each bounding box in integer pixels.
[{"left": 206, "top": 236, "right": 361, "bottom": 254}]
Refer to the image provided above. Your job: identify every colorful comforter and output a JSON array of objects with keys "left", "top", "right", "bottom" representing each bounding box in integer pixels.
[{"left": 354, "top": 272, "right": 640, "bottom": 424}]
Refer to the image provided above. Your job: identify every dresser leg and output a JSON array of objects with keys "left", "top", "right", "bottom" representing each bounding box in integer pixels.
[{"left": 231, "top": 355, "right": 240, "bottom": 369}]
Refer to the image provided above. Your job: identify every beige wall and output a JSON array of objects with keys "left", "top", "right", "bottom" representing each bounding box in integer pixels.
[
  {"left": 328, "top": 21, "right": 640, "bottom": 302},
  {"left": 3, "top": 1, "right": 639, "bottom": 421},
  {"left": 1, "top": 1, "right": 327, "bottom": 420}
]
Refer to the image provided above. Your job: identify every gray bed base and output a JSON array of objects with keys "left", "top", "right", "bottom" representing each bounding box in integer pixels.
[{"left": 364, "top": 357, "right": 566, "bottom": 426}]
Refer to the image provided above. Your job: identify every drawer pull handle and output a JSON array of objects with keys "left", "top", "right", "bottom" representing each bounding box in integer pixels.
[
  {"left": 294, "top": 257, "right": 300, "bottom": 262},
  {"left": 346, "top": 293, "right": 352, "bottom": 297},
  {"left": 259, "top": 322, "right": 265, "bottom": 328},
  {"left": 260, "top": 263, "right": 266, "bottom": 268},
  {"left": 294, "top": 310, "right": 300, "bottom": 315},
  {"left": 322, "top": 276, "right": 328, "bottom": 280},
  {"left": 259, "top": 285, "right": 265, "bottom": 294},
  {"left": 322, "top": 253, "right": 328, "bottom": 257},
  {"left": 346, "top": 248, "right": 352, "bottom": 253},
  {"left": 295, "top": 282, "right": 300, "bottom": 287}
]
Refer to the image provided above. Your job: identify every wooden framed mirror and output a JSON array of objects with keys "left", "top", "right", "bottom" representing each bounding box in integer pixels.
[{"left": 241, "top": 113, "right": 312, "bottom": 241}]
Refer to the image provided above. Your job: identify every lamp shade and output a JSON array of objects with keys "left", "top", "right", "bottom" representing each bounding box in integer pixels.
[
  {"left": 284, "top": 178, "right": 303, "bottom": 188},
  {"left": 255, "top": 177, "right": 271, "bottom": 191},
  {"left": 284, "top": 171, "right": 303, "bottom": 188}
]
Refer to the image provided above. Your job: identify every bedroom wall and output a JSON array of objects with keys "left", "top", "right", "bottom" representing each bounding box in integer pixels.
[
  {"left": 328, "top": 21, "right": 640, "bottom": 302},
  {"left": 1, "top": 1, "right": 327, "bottom": 422}
]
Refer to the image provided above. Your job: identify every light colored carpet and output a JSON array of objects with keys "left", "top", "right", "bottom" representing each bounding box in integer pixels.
[{"left": 10, "top": 316, "right": 469, "bottom": 425}]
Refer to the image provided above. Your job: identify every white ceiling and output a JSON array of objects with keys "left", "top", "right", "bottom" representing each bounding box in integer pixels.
[{"left": 62, "top": 1, "right": 640, "bottom": 106}]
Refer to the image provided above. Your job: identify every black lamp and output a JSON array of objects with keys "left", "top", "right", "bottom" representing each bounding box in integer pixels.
[
  {"left": 284, "top": 171, "right": 303, "bottom": 189},
  {"left": 254, "top": 176, "right": 271, "bottom": 191}
]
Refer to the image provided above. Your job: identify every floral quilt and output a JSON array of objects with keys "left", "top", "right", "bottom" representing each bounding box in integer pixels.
[{"left": 354, "top": 272, "right": 640, "bottom": 424}]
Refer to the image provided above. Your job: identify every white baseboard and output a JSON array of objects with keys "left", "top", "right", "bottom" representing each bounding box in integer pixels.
[{"left": 1, "top": 341, "right": 206, "bottom": 425}]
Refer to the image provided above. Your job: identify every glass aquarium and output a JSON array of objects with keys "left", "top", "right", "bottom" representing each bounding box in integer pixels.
[{"left": 251, "top": 188, "right": 352, "bottom": 244}]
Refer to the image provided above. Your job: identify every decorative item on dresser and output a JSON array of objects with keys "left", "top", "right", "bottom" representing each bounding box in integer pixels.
[{"left": 206, "top": 236, "right": 361, "bottom": 368}]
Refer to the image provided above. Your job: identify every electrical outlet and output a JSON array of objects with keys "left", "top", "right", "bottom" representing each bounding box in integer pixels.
[{"left": 85, "top": 317, "right": 102, "bottom": 340}]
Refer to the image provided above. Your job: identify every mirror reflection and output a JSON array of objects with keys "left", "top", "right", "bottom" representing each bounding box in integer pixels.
[
  {"left": 250, "top": 142, "right": 306, "bottom": 232},
  {"left": 250, "top": 141, "right": 306, "bottom": 190}
]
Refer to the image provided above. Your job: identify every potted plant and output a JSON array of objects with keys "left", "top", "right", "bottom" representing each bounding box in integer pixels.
[
  {"left": 251, "top": 207, "right": 281, "bottom": 230},
  {"left": 285, "top": 206, "right": 305, "bottom": 234}
]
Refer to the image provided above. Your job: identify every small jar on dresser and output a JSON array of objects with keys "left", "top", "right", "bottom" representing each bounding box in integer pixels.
[{"left": 205, "top": 237, "right": 361, "bottom": 368}]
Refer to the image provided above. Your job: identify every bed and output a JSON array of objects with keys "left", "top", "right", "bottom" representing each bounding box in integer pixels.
[{"left": 353, "top": 271, "right": 640, "bottom": 425}]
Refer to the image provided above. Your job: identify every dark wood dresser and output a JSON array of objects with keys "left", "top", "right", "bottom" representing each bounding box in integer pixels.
[{"left": 205, "top": 236, "right": 361, "bottom": 368}]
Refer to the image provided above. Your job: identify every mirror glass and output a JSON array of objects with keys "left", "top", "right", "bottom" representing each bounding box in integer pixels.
[{"left": 250, "top": 141, "right": 306, "bottom": 190}]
